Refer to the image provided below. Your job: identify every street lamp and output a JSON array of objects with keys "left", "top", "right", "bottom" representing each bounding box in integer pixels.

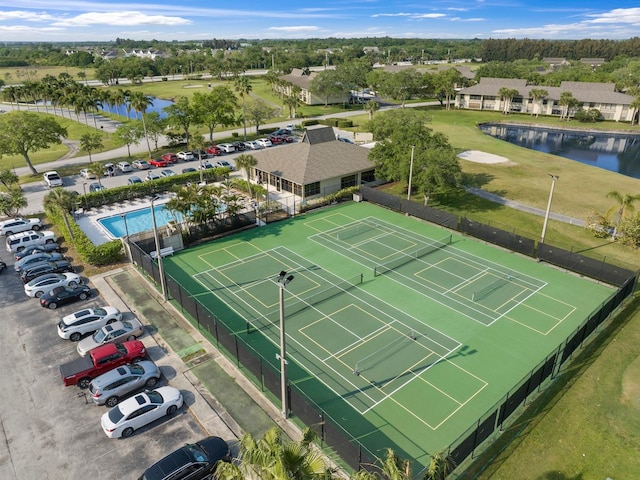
[
  {"left": 276, "top": 270, "right": 295, "bottom": 418},
  {"left": 407, "top": 145, "right": 416, "bottom": 200},
  {"left": 540, "top": 174, "right": 559, "bottom": 244},
  {"left": 150, "top": 196, "right": 168, "bottom": 301},
  {"left": 82, "top": 183, "right": 88, "bottom": 210}
]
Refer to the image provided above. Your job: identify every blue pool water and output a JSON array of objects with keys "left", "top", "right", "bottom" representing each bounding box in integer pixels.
[{"left": 98, "top": 205, "right": 182, "bottom": 238}]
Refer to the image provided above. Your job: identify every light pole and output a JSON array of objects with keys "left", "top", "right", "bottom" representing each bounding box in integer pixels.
[
  {"left": 150, "top": 196, "right": 168, "bottom": 301},
  {"left": 82, "top": 183, "right": 88, "bottom": 210},
  {"left": 276, "top": 270, "right": 294, "bottom": 418},
  {"left": 540, "top": 174, "right": 559, "bottom": 244},
  {"left": 407, "top": 145, "right": 415, "bottom": 200}
]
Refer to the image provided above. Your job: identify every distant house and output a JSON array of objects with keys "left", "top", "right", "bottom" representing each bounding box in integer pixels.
[
  {"left": 542, "top": 57, "right": 568, "bottom": 68},
  {"left": 581, "top": 58, "right": 606, "bottom": 70},
  {"left": 249, "top": 126, "right": 375, "bottom": 206},
  {"left": 455, "top": 77, "right": 635, "bottom": 121},
  {"left": 278, "top": 69, "right": 349, "bottom": 106}
]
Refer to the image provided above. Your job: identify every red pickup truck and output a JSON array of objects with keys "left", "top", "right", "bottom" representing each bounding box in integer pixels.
[{"left": 60, "top": 340, "right": 146, "bottom": 388}]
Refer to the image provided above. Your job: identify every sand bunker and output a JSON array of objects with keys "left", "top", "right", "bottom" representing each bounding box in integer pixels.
[{"left": 457, "top": 150, "right": 510, "bottom": 164}]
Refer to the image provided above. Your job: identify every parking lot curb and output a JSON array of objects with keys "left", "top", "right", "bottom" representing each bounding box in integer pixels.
[
  {"left": 91, "top": 266, "right": 302, "bottom": 441},
  {"left": 90, "top": 268, "right": 241, "bottom": 443}
]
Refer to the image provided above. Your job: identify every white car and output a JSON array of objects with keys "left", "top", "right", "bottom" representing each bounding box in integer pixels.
[
  {"left": 101, "top": 386, "right": 183, "bottom": 438},
  {"left": 57, "top": 306, "right": 123, "bottom": 342},
  {"left": 256, "top": 138, "right": 273, "bottom": 148},
  {"left": 79, "top": 169, "right": 97, "bottom": 179},
  {"left": 117, "top": 161, "right": 133, "bottom": 173},
  {"left": 0, "top": 217, "right": 43, "bottom": 236},
  {"left": 6, "top": 230, "right": 56, "bottom": 253},
  {"left": 177, "top": 151, "right": 194, "bottom": 161},
  {"left": 160, "top": 169, "right": 176, "bottom": 178},
  {"left": 77, "top": 318, "right": 144, "bottom": 356},
  {"left": 43, "top": 171, "right": 63, "bottom": 188},
  {"left": 24, "top": 272, "right": 82, "bottom": 298},
  {"left": 132, "top": 160, "right": 150, "bottom": 170},
  {"left": 145, "top": 172, "right": 161, "bottom": 181},
  {"left": 215, "top": 160, "right": 234, "bottom": 170},
  {"left": 217, "top": 143, "right": 235, "bottom": 153},
  {"left": 243, "top": 141, "right": 262, "bottom": 150}
]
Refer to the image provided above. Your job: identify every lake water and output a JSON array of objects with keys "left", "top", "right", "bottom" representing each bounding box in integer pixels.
[
  {"left": 479, "top": 123, "right": 640, "bottom": 179},
  {"left": 99, "top": 97, "right": 173, "bottom": 119}
]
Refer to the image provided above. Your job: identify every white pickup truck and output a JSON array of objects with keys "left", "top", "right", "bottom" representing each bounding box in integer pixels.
[{"left": 43, "top": 171, "right": 63, "bottom": 188}]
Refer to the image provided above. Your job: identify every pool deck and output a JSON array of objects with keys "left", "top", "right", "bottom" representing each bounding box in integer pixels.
[{"left": 76, "top": 195, "right": 172, "bottom": 245}]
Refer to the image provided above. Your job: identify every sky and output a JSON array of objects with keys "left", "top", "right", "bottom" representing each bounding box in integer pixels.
[{"left": 2, "top": 1, "right": 640, "bottom": 43}]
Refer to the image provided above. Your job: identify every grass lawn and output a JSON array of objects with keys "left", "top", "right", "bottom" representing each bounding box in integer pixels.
[{"left": 458, "top": 295, "right": 640, "bottom": 480}]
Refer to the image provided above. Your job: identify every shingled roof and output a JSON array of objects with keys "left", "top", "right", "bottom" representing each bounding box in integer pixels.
[
  {"left": 251, "top": 126, "right": 373, "bottom": 185},
  {"left": 458, "top": 77, "right": 633, "bottom": 105}
]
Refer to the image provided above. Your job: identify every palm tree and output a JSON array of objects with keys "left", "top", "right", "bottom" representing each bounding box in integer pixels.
[
  {"left": 234, "top": 75, "right": 252, "bottom": 141},
  {"left": 128, "top": 91, "right": 154, "bottom": 156},
  {"left": 424, "top": 451, "right": 456, "bottom": 480},
  {"left": 215, "top": 427, "right": 330, "bottom": 480},
  {"left": 606, "top": 190, "right": 640, "bottom": 240},
  {"left": 528, "top": 88, "right": 548, "bottom": 117},
  {"left": 44, "top": 188, "right": 78, "bottom": 240},
  {"left": 558, "top": 91, "right": 578, "bottom": 120},
  {"left": 498, "top": 87, "right": 519, "bottom": 114},
  {"left": 111, "top": 88, "right": 128, "bottom": 118},
  {"left": 235, "top": 153, "right": 258, "bottom": 198},
  {"left": 629, "top": 95, "right": 640, "bottom": 126},
  {"left": 364, "top": 99, "right": 380, "bottom": 121},
  {"left": 190, "top": 134, "right": 207, "bottom": 184}
]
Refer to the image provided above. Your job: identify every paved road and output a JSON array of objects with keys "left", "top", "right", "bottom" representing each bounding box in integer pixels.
[{"left": 6, "top": 99, "right": 581, "bottom": 227}]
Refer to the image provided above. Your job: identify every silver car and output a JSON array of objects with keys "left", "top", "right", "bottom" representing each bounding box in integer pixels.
[
  {"left": 89, "top": 360, "right": 161, "bottom": 407},
  {"left": 76, "top": 318, "right": 144, "bottom": 356}
]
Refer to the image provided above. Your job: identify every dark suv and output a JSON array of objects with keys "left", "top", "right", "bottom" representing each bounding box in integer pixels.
[{"left": 138, "top": 436, "right": 230, "bottom": 480}]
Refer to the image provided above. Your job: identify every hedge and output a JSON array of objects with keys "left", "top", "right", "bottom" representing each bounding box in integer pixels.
[
  {"left": 78, "top": 168, "right": 231, "bottom": 209},
  {"left": 45, "top": 206, "right": 124, "bottom": 266}
]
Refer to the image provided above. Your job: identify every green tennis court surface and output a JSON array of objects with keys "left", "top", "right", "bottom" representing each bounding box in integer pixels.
[{"left": 165, "top": 202, "right": 615, "bottom": 472}]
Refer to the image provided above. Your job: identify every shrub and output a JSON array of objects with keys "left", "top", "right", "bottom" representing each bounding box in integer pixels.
[
  {"left": 45, "top": 206, "right": 124, "bottom": 266},
  {"left": 302, "top": 119, "right": 319, "bottom": 127},
  {"left": 585, "top": 210, "right": 612, "bottom": 238},
  {"left": 337, "top": 120, "right": 353, "bottom": 128}
]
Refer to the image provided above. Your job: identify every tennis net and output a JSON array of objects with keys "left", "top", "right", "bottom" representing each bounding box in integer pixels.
[
  {"left": 336, "top": 220, "right": 381, "bottom": 241},
  {"left": 472, "top": 273, "right": 516, "bottom": 302},
  {"left": 248, "top": 273, "right": 364, "bottom": 333},
  {"left": 374, "top": 233, "right": 452, "bottom": 276},
  {"left": 353, "top": 330, "right": 418, "bottom": 376}
]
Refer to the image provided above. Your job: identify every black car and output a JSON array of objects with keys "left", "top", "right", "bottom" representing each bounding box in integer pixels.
[
  {"left": 232, "top": 141, "right": 246, "bottom": 151},
  {"left": 20, "top": 260, "right": 74, "bottom": 283},
  {"left": 40, "top": 285, "right": 91, "bottom": 310},
  {"left": 181, "top": 167, "right": 197, "bottom": 174},
  {"left": 192, "top": 149, "right": 209, "bottom": 159},
  {"left": 14, "top": 243, "right": 61, "bottom": 261},
  {"left": 138, "top": 436, "right": 230, "bottom": 480}
]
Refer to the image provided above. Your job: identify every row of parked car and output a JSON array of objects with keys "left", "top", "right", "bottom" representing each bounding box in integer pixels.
[{"left": 0, "top": 215, "right": 231, "bottom": 479}]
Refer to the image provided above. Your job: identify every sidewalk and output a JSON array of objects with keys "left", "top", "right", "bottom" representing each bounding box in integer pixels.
[{"left": 91, "top": 265, "right": 302, "bottom": 445}]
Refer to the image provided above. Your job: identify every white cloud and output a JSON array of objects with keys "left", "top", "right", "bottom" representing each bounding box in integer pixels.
[
  {"left": 51, "top": 11, "right": 191, "bottom": 27},
  {"left": 585, "top": 8, "right": 640, "bottom": 24},
  {"left": 268, "top": 26, "right": 320, "bottom": 32},
  {"left": 0, "top": 10, "right": 55, "bottom": 22}
]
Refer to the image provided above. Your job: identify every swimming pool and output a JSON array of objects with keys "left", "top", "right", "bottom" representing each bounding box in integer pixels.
[{"left": 98, "top": 205, "right": 183, "bottom": 238}]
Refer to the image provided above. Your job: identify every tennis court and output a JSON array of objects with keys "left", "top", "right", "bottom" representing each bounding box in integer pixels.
[{"left": 164, "top": 202, "right": 616, "bottom": 471}]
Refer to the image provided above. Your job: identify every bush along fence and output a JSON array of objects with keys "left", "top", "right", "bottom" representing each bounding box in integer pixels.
[{"left": 128, "top": 184, "right": 638, "bottom": 476}]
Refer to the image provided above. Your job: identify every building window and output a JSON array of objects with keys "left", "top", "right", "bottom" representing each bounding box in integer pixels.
[
  {"left": 341, "top": 175, "right": 357, "bottom": 189},
  {"left": 361, "top": 170, "right": 376, "bottom": 183},
  {"left": 281, "top": 178, "right": 293, "bottom": 193},
  {"left": 305, "top": 182, "right": 320, "bottom": 196},
  {"left": 470, "top": 95, "right": 481, "bottom": 100}
]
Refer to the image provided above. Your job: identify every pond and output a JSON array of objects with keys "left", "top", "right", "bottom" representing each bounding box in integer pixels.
[
  {"left": 99, "top": 97, "right": 173, "bottom": 120},
  {"left": 479, "top": 123, "right": 640, "bottom": 179}
]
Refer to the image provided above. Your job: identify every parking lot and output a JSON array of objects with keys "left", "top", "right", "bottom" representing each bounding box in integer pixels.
[{"left": 0, "top": 257, "right": 210, "bottom": 479}]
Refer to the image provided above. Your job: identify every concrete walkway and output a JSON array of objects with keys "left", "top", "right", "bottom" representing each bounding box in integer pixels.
[{"left": 93, "top": 265, "right": 303, "bottom": 445}]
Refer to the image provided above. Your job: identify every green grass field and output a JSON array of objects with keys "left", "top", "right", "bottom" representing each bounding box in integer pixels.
[{"left": 161, "top": 201, "right": 616, "bottom": 474}]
